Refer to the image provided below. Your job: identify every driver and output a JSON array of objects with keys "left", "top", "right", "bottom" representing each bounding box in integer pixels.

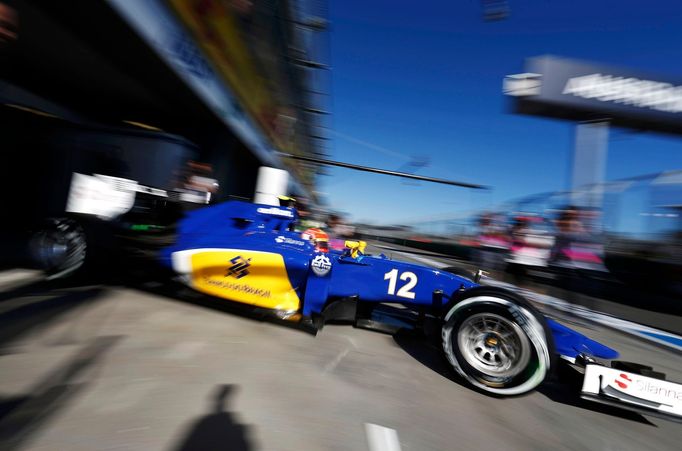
[{"left": 301, "top": 227, "right": 329, "bottom": 253}]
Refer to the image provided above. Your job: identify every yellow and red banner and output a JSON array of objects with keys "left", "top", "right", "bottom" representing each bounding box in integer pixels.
[{"left": 169, "top": 0, "right": 290, "bottom": 151}]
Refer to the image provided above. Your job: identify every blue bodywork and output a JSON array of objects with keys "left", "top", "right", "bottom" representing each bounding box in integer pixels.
[{"left": 162, "top": 201, "right": 618, "bottom": 361}]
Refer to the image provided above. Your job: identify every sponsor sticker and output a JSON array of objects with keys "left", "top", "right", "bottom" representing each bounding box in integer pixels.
[
  {"left": 183, "top": 249, "right": 301, "bottom": 311},
  {"left": 582, "top": 364, "right": 682, "bottom": 417},
  {"left": 275, "top": 236, "right": 306, "bottom": 246},
  {"left": 202, "top": 277, "right": 271, "bottom": 298},
  {"left": 256, "top": 207, "right": 294, "bottom": 218},
  {"left": 311, "top": 254, "right": 332, "bottom": 276},
  {"left": 614, "top": 372, "right": 632, "bottom": 390},
  {"left": 226, "top": 256, "right": 251, "bottom": 279}
]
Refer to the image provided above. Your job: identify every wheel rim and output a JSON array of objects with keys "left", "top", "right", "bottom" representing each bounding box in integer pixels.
[
  {"left": 457, "top": 312, "right": 531, "bottom": 379},
  {"left": 31, "top": 221, "right": 86, "bottom": 275},
  {"left": 33, "top": 231, "right": 68, "bottom": 268}
]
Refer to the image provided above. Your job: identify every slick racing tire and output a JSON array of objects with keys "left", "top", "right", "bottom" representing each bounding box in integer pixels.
[
  {"left": 441, "top": 287, "right": 554, "bottom": 396},
  {"left": 30, "top": 218, "right": 88, "bottom": 280}
]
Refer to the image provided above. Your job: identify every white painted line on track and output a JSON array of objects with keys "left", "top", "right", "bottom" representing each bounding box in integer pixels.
[
  {"left": 365, "top": 423, "right": 402, "bottom": 451},
  {"left": 324, "top": 336, "right": 357, "bottom": 373},
  {"left": 378, "top": 245, "right": 682, "bottom": 353},
  {"left": 323, "top": 347, "right": 350, "bottom": 373}
]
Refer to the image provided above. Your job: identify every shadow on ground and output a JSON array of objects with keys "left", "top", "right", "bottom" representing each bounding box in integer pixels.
[
  {"left": 172, "top": 384, "right": 255, "bottom": 451},
  {"left": 0, "top": 282, "right": 106, "bottom": 351},
  {"left": 0, "top": 335, "right": 123, "bottom": 451}
]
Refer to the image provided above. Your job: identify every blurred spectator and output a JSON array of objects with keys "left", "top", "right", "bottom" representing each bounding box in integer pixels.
[
  {"left": 550, "top": 206, "right": 585, "bottom": 266},
  {"left": 177, "top": 160, "right": 219, "bottom": 207},
  {"left": 0, "top": 1, "right": 17, "bottom": 49},
  {"left": 293, "top": 197, "right": 325, "bottom": 231},
  {"left": 474, "top": 212, "right": 508, "bottom": 271},
  {"left": 505, "top": 215, "right": 555, "bottom": 270},
  {"left": 549, "top": 206, "right": 606, "bottom": 271},
  {"left": 0, "top": 0, "right": 18, "bottom": 77}
]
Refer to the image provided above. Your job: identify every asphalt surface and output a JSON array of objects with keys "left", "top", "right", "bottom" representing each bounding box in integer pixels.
[{"left": 0, "top": 248, "right": 681, "bottom": 451}]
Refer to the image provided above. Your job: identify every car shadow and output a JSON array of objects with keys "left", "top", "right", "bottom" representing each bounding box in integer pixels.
[
  {"left": 392, "top": 328, "right": 461, "bottom": 385},
  {"left": 171, "top": 384, "right": 255, "bottom": 451},
  {"left": 130, "top": 276, "right": 318, "bottom": 336},
  {"left": 537, "top": 381, "right": 656, "bottom": 426},
  {"left": 392, "top": 329, "right": 657, "bottom": 425}
]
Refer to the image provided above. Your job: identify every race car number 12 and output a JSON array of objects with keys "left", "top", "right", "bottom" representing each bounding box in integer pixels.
[{"left": 384, "top": 269, "right": 417, "bottom": 299}]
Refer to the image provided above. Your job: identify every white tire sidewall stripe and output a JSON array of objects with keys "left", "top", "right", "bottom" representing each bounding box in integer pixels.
[{"left": 442, "top": 296, "right": 551, "bottom": 396}]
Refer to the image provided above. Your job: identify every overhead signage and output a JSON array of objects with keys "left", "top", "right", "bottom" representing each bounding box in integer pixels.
[
  {"left": 562, "top": 74, "right": 682, "bottom": 113},
  {"left": 504, "top": 56, "right": 682, "bottom": 134}
]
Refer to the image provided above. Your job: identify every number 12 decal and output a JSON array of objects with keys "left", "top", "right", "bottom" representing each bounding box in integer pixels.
[{"left": 384, "top": 269, "right": 418, "bottom": 299}]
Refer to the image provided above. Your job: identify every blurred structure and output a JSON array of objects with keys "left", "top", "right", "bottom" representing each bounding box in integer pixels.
[
  {"left": 481, "top": 0, "right": 510, "bottom": 21},
  {"left": 473, "top": 212, "right": 508, "bottom": 271},
  {"left": 356, "top": 170, "right": 682, "bottom": 292},
  {"left": 0, "top": 0, "right": 330, "bottom": 273},
  {"left": 254, "top": 166, "right": 289, "bottom": 206},
  {"left": 164, "top": 0, "right": 331, "bottom": 190},
  {"left": 326, "top": 213, "right": 355, "bottom": 239},
  {"left": 571, "top": 121, "right": 609, "bottom": 207},
  {"left": 505, "top": 56, "right": 682, "bottom": 211},
  {"left": 0, "top": 0, "right": 329, "bottom": 198},
  {"left": 0, "top": 1, "right": 18, "bottom": 48}
]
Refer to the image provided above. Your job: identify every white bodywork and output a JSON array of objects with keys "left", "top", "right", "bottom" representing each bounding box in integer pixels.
[{"left": 582, "top": 364, "right": 682, "bottom": 419}]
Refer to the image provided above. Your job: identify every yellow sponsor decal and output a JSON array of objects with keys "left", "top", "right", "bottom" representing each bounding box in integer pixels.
[{"left": 190, "top": 250, "right": 300, "bottom": 311}]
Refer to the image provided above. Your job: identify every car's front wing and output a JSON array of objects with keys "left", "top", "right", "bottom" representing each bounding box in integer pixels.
[{"left": 581, "top": 363, "right": 682, "bottom": 423}]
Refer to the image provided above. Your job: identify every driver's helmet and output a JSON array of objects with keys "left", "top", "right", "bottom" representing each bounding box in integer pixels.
[{"left": 302, "top": 227, "right": 329, "bottom": 253}]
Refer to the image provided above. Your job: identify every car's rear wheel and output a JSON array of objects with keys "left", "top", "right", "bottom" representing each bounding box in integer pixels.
[
  {"left": 30, "top": 218, "right": 88, "bottom": 279},
  {"left": 441, "top": 287, "right": 554, "bottom": 396}
]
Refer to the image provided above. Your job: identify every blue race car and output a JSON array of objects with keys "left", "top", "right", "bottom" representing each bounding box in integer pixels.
[{"left": 162, "top": 201, "right": 682, "bottom": 419}]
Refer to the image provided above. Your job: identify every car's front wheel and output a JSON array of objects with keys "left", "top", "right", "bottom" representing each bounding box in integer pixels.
[{"left": 441, "top": 287, "right": 554, "bottom": 396}]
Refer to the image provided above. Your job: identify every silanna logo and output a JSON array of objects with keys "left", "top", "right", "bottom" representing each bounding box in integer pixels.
[
  {"left": 614, "top": 373, "right": 632, "bottom": 389},
  {"left": 609, "top": 372, "right": 682, "bottom": 401},
  {"left": 226, "top": 256, "right": 251, "bottom": 279}
]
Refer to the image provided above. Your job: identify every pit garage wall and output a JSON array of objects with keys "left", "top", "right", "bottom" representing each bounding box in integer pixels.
[
  {"left": 194, "top": 127, "right": 261, "bottom": 202},
  {"left": 1, "top": 1, "right": 262, "bottom": 204},
  {"left": 105, "top": 0, "right": 312, "bottom": 199},
  {"left": 2, "top": 0, "right": 308, "bottom": 207}
]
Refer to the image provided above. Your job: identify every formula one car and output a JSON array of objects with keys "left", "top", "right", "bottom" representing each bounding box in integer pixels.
[{"left": 161, "top": 201, "right": 682, "bottom": 420}]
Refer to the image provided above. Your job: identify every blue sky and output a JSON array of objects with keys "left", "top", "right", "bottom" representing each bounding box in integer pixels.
[{"left": 318, "top": 0, "right": 682, "bottom": 224}]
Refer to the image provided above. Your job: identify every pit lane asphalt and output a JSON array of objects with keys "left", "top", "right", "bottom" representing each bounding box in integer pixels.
[{"left": 0, "top": 258, "right": 680, "bottom": 450}]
